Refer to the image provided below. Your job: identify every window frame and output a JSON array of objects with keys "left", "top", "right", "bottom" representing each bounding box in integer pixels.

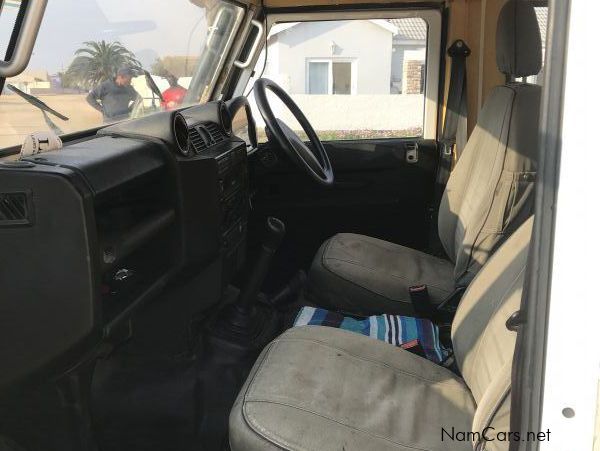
[
  {"left": 305, "top": 58, "right": 357, "bottom": 95},
  {"left": 233, "top": 8, "right": 441, "bottom": 140}
]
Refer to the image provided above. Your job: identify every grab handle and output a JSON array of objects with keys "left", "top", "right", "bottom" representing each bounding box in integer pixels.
[{"left": 233, "top": 20, "right": 264, "bottom": 69}]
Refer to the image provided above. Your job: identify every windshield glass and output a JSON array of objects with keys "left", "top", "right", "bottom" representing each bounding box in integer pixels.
[{"left": 0, "top": 0, "right": 244, "bottom": 150}]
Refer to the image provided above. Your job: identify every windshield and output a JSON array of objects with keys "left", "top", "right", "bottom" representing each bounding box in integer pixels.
[{"left": 0, "top": 0, "right": 244, "bottom": 150}]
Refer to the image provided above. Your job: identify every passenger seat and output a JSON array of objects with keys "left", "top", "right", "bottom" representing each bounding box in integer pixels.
[
  {"left": 306, "top": 0, "right": 542, "bottom": 316},
  {"left": 229, "top": 215, "right": 534, "bottom": 451}
]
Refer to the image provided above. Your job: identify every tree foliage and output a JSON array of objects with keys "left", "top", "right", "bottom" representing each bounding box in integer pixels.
[
  {"left": 63, "top": 41, "right": 141, "bottom": 89},
  {"left": 150, "top": 56, "right": 200, "bottom": 79}
]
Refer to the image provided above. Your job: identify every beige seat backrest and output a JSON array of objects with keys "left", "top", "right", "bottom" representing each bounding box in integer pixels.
[
  {"left": 451, "top": 214, "right": 533, "bottom": 444},
  {"left": 438, "top": 0, "right": 542, "bottom": 286}
]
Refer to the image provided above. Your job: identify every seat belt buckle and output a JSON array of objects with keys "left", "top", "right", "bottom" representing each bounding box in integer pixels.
[
  {"left": 409, "top": 284, "right": 436, "bottom": 318},
  {"left": 409, "top": 284, "right": 429, "bottom": 301}
]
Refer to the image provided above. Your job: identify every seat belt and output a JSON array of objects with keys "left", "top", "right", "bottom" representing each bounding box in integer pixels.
[
  {"left": 435, "top": 39, "right": 471, "bottom": 203},
  {"left": 428, "top": 39, "right": 471, "bottom": 256}
]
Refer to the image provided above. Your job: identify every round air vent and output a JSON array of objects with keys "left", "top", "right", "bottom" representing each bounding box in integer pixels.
[
  {"left": 173, "top": 113, "right": 191, "bottom": 156},
  {"left": 219, "top": 102, "right": 232, "bottom": 136}
]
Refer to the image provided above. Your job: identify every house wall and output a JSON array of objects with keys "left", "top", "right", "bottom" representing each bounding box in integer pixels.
[
  {"left": 391, "top": 41, "right": 425, "bottom": 83},
  {"left": 391, "top": 45, "right": 405, "bottom": 85},
  {"left": 268, "top": 20, "right": 393, "bottom": 94}
]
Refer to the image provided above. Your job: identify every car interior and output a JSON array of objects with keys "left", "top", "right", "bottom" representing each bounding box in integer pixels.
[{"left": 0, "top": 0, "right": 550, "bottom": 450}]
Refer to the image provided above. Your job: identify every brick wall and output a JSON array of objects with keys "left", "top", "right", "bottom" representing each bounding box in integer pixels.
[{"left": 403, "top": 60, "right": 424, "bottom": 94}]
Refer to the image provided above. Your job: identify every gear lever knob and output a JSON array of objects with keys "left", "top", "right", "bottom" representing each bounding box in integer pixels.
[{"left": 263, "top": 217, "right": 286, "bottom": 252}]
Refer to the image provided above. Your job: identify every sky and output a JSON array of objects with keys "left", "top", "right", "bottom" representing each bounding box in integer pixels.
[{"left": 1, "top": 0, "right": 210, "bottom": 75}]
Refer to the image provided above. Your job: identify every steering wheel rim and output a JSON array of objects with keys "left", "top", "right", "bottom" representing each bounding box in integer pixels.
[{"left": 254, "top": 78, "right": 334, "bottom": 186}]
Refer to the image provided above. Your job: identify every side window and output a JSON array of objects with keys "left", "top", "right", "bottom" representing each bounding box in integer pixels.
[{"left": 249, "top": 17, "right": 431, "bottom": 142}]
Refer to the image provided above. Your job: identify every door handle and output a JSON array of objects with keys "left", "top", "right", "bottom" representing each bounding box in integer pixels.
[{"left": 0, "top": 0, "right": 48, "bottom": 78}]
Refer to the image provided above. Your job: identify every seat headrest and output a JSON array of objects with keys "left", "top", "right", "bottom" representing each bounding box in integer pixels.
[{"left": 496, "top": 1, "right": 542, "bottom": 77}]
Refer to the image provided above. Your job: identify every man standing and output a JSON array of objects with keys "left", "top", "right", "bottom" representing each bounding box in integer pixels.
[{"left": 86, "top": 68, "right": 141, "bottom": 122}]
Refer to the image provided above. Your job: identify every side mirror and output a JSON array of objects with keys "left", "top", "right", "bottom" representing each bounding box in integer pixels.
[{"left": 0, "top": 0, "right": 47, "bottom": 78}]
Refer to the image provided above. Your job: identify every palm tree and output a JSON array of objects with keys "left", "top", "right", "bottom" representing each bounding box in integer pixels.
[{"left": 63, "top": 40, "right": 141, "bottom": 89}]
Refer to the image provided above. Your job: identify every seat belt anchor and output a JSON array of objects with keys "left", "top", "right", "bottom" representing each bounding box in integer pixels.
[
  {"left": 506, "top": 310, "right": 526, "bottom": 331},
  {"left": 440, "top": 138, "right": 455, "bottom": 156},
  {"left": 447, "top": 39, "right": 471, "bottom": 58}
]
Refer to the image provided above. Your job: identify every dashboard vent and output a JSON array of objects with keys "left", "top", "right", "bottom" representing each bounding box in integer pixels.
[
  {"left": 0, "top": 192, "right": 31, "bottom": 226},
  {"left": 205, "top": 122, "right": 226, "bottom": 144},
  {"left": 189, "top": 127, "right": 208, "bottom": 153}
]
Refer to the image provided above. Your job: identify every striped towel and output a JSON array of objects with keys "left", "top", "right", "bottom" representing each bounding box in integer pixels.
[{"left": 294, "top": 306, "right": 450, "bottom": 364}]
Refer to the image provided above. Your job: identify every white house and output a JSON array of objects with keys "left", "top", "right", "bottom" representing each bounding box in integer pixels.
[
  {"left": 265, "top": 18, "right": 427, "bottom": 95},
  {"left": 247, "top": 18, "right": 429, "bottom": 135}
]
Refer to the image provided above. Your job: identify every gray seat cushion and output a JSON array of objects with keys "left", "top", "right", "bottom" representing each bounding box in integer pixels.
[
  {"left": 307, "top": 233, "right": 455, "bottom": 315},
  {"left": 229, "top": 325, "right": 475, "bottom": 451}
]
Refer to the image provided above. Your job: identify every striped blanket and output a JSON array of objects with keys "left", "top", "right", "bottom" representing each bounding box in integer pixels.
[{"left": 294, "top": 306, "right": 450, "bottom": 364}]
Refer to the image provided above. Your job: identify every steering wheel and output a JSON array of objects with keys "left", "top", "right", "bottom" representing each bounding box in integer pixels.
[{"left": 254, "top": 78, "right": 334, "bottom": 186}]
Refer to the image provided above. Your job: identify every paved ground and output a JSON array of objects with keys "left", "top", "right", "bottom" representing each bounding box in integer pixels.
[{"left": 0, "top": 94, "right": 102, "bottom": 149}]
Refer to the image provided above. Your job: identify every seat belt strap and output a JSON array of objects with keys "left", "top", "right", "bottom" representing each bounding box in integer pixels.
[
  {"left": 428, "top": 40, "right": 470, "bottom": 256},
  {"left": 435, "top": 39, "right": 471, "bottom": 203}
]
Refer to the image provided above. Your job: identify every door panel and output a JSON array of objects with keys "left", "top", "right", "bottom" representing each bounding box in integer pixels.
[{"left": 248, "top": 137, "right": 438, "bottom": 288}]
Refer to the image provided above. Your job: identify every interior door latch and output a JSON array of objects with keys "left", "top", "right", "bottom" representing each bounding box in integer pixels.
[{"left": 405, "top": 142, "right": 419, "bottom": 163}]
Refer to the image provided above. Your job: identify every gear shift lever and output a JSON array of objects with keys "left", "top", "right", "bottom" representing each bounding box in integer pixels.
[
  {"left": 238, "top": 217, "right": 285, "bottom": 311},
  {"left": 208, "top": 217, "right": 286, "bottom": 345}
]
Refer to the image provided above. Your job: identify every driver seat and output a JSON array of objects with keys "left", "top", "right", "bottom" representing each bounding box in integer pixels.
[{"left": 306, "top": 1, "right": 542, "bottom": 315}]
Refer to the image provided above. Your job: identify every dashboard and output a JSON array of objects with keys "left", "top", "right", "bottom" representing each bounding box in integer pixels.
[{"left": 0, "top": 97, "right": 257, "bottom": 389}]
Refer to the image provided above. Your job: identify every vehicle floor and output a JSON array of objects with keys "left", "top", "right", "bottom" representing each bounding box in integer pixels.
[{"left": 93, "top": 289, "right": 304, "bottom": 451}]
